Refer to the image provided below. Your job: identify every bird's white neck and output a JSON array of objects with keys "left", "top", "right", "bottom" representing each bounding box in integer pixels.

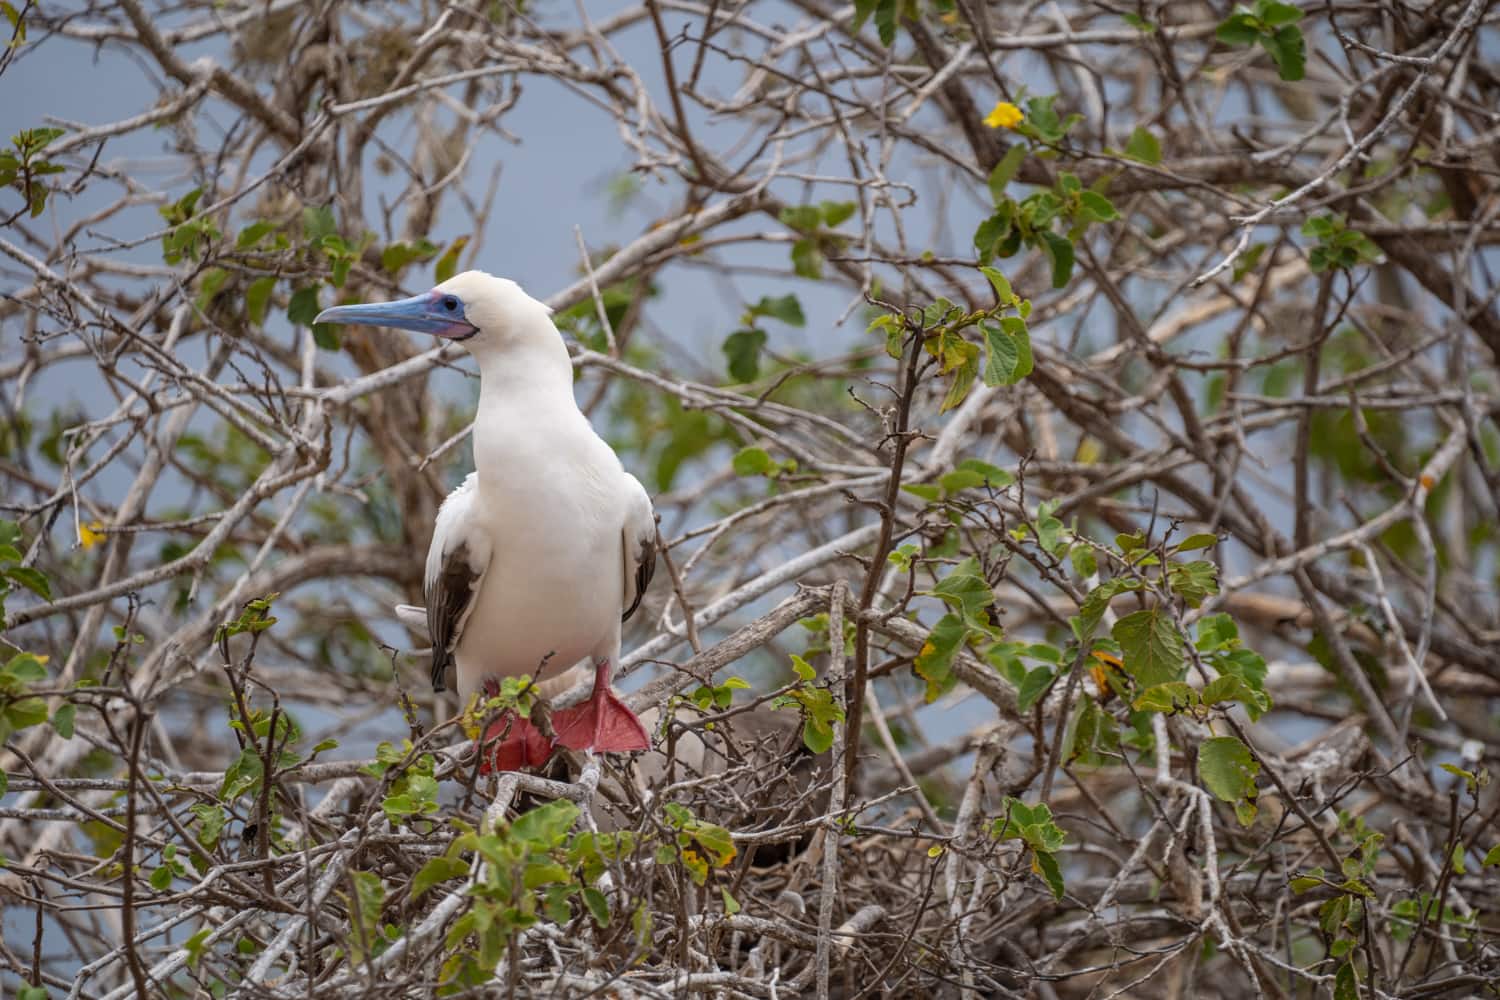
[
  {"left": 468, "top": 321, "right": 584, "bottom": 482},
  {"left": 471, "top": 316, "right": 576, "bottom": 402}
]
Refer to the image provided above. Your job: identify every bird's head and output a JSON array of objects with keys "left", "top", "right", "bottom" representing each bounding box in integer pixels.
[{"left": 314, "top": 271, "right": 554, "bottom": 355}]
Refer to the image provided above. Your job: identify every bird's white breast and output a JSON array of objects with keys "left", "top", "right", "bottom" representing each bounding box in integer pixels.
[{"left": 450, "top": 390, "right": 628, "bottom": 698}]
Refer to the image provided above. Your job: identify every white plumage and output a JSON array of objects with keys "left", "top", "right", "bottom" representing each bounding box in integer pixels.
[{"left": 318, "top": 271, "right": 656, "bottom": 770}]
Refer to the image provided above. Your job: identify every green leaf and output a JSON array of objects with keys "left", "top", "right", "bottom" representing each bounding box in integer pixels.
[
  {"left": 1040, "top": 230, "right": 1074, "bottom": 288},
  {"left": 5, "top": 565, "right": 50, "bottom": 600},
  {"left": 1167, "top": 560, "right": 1219, "bottom": 607},
  {"left": 938, "top": 468, "right": 985, "bottom": 494},
  {"left": 434, "top": 236, "right": 468, "bottom": 283},
  {"left": 748, "top": 293, "right": 805, "bottom": 327},
  {"left": 50, "top": 703, "right": 75, "bottom": 739},
  {"left": 218, "top": 747, "right": 266, "bottom": 801},
  {"left": 1262, "top": 25, "right": 1306, "bottom": 81},
  {"left": 184, "top": 927, "right": 211, "bottom": 970},
  {"left": 150, "top": 865, "right": 174, "bottom": 891},
  {"left": 1198, "top": 735, "right": 1260, "bottom": 807},
  {"left": 191, "top": 803, "right": 226, "bottom": 850},
  {"left": 1215, "top": 12, "right": 1261, "bottom": 46},
  {"left": 1023, "top": 95, "right": 1063, "bottom": 141},
  {"left": 1171, "top": 533, "right": 1218, "bottom": 553},
  {"left": 722, "top": 328, "right": 767, "bottom": 383},
  {"left": 930, "top": 557, "right": 995, "bottom": 629},
  {"left": 510, "top": 799, "right": 579, "bottom": 848},
  {"left": 1065, "top": 694, "right": 1111, "bottom": 763},
  {"left": 1124, "top": 126, "right": 1162, "bottom": 165},
  {"left": 236, "top": 220, "right": 274, "bottom": 249},
  {"left": 245, "top": 275, "right": 276, "bottom": 327},
  {"left": 1132, "top": 682, "right": 1199, "bottom": 714},
  {"left": 720, "top": 887, "right": 740, "bottom": 915},
  {"left": 584, "top": 886, "right": 610, "bottom": 925},
  {"left": 987, "top": 144, "right": 1027, "bottom": 202},
  {"left": 1215, "top": 651, "right": 1272, "bottom": 720},
  {"left": 778, "top": 205, "right": 823, "bottom": 233},
  {"left": 940, "top": 341, "right": 980, "bottom": 411},
  {"left": 287, "top": 286, "right": 320, "bottom": 326},
  {"left": 938, "top": 461, "right": 1014, "bottom": 496},
  {"left": 852, "top": 0, "right": 878, "bottom": 31},
  {"left": 819, "top": 200, "right": 856, "bottom": 227},
  {"left": 1078, "top": 190, "right": 1118, "bottom": 222},
  {"left": 523, "top": 860, "right": 570, "bottom": 889},
  {"left": 790, "top": 238, "right": 822, "bottom": 278},
  {"left": 1016, "top": 666, "right": 1057, "bottom": 713},
  {"left": 6, "top": 652, "right": 47, "bottom": 682},
  {"left": 1005, "top": 316, "right": 1033, "bottom": 380},
  {"left": 1036, "top": 502, "right": 1065, "bottom": 555},
  {"left": 901, "top": 482, "right": 941, "bottom": 502},
  {"left": 329, "top": 254, "right": 352, "bottom": 288},
  {"left": 1201, "top": 674, "right": 1256, "bottom": 708},
  {"left": 1289, "top": 868, "right": 1325, "bottom": 894},
  {"left": 1070, "top": 545, "right": 1097, "bottom": 579},
  {"left": 1301, "top": 215, "right": 1336, "bottom": 238},
  {"left": 1195, "top": 613, "right": 1239, "bottom": 651},
  {"left": 1482, "top": 845, "right": 1500, "bottom": 867},
  {"left": 973, "top": 212, "right": 1008, "bottom": 261},
  {"left": 312, "top": 323, "right": 340, "bottom": 351},
  {"left": 732, "top": 447, "right": 774, "bottom": 477},
  {"left": 1112, "top": 608, "right": 1185, "bottom": 688},
  {"left": 1033, "top": 849, "right": 1065, "bottom": 899},
  {"left": 874, "top": 0, "right": 898, "bottom": 45},
  {"left": 1073, "top": 577, "right": 1139, "bottom": 642},
  {"left": 993, "top": 797, "right": 1068, "bottom": 878},
  {"left": 686, "top": 820, "right": 736, "bottom": 866},
  {"left": 4, "top": 697, "right": 48, "bottom": 730},
  {"left": 380, "top": 239, "right": 439, "bottom": 274},
  {"left": 1333, "top": 961, "right": 1358, "bottom": 1000},
  {"left": 802, "top": 713, "right": 835, "bottom": 753},
  {"left": 2, "top": 2, "right": 27, "bottom": 47},
  {"left": 981, "top": 322, "right": 1019, "bottom": 387},
  {"left": 914, "top": 613, "right": 967, "bottom": 702},
  {"left": 978, "top": 266, "right": 1013, "bottom": 304},
  {"left": 195, "top": 268, "right": 228, "bottom": 312},
  {"left": 301, "top": 204, "right": 336, "bottom": 243},
  {"left": 1320, "top": 893, "right": 1351, "bottom": 934},
  {"left": 1122, "top": 12, "right": 1156, "bottom": 32},
  {"left": 955, "top": 458, "right": 1013, "bottom": 488},
  {"left": 1258, "top": 0, "right": 1304, "bottom": 27}
]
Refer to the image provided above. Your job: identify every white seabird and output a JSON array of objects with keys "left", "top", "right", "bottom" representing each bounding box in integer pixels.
[{"left": 316, "top": 271, "right": 656, "bottom": 771}]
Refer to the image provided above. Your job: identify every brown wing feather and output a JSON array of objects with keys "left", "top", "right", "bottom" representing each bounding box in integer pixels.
[
  {"left": 622, "top": 530, "right": 657, "bottom": 623},
  {"left": 426, "top": 544, "right": 481, "bottom": 692}
]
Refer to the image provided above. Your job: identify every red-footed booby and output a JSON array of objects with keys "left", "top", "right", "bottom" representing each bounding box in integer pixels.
[{"left": 315, "top": 271, "right": 656, "bottom": 771}]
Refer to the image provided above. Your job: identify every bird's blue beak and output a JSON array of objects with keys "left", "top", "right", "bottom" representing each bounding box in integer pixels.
[{"left": 314, "top": 291, "right": 478, "bottom": 341}]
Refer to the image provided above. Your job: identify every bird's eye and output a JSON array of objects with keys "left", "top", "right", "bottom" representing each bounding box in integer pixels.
[{"left": 442, "top": 296, "right": 459, "bottom": 312}]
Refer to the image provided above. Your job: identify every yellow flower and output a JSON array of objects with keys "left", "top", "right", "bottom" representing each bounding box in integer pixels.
[
  {"left": 983, "top": 101, "right": 1024, "bottom": 130},
  {"left": 79, "top": 521, "right": 105, "bottom": 549}
]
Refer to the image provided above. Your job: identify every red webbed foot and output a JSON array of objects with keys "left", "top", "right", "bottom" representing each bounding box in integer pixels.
[
  {"left": 477, "top": 710, "right": 553, "bottom": 773},
  {"left": 476, "top": 679, "right": 555, "bottom": 773},
  {"left": 551, "top": 659, "right": 649, "bottom": 753}
]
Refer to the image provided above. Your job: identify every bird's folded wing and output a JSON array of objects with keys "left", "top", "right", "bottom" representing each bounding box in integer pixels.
[
  {"left": 424, "top": 474, "right": 491, "bottom": 692},
  {"left": 621, "top": 472, "right": 658, "bottom": 622}
]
